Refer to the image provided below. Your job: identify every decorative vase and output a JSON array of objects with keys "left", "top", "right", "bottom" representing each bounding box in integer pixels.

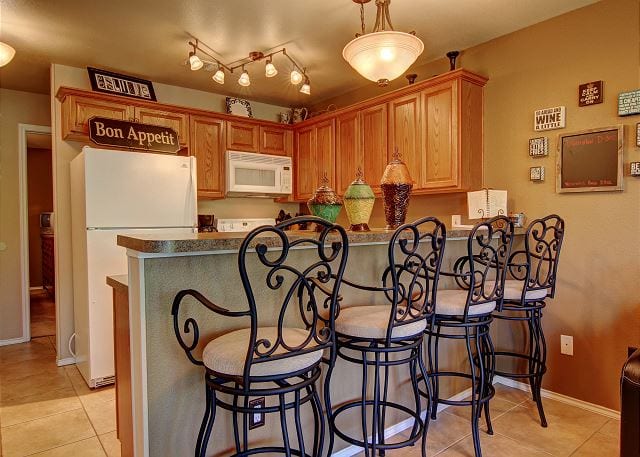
[
  {"left": 307, "top": 175, "right": 343, "bottom": 226},
  {"left": 343, "top": 169, "right": 375, "bottom": 232},
  {"left": 446, "top": 50, "right": 460, "bottom": 71},
  {"left": 380, "top": 149, "right": 413, "bottom": 230}
]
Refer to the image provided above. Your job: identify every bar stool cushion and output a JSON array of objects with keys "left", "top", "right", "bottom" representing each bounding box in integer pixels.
[
  {"left": 485, "top": 280, "right": 548, "bottom": 301},
  {"left": 435, "top": 289, "right": 495, "bottom": 316},
  {"left": 335, "top": 305, "right": 427, "bottom": 339},
  {"left": 202, "top": 327, "right": 322, "bottom": 377}
]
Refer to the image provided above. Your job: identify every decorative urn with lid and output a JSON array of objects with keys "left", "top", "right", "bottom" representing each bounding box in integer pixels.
[
  {"left": 343, "top": 168, "right": 375, "bottom": 231},
  {"left": 380, "top": 148, "right": 413, "bottom": 229},
  {"left": 307, "top": 174, "right": 343, "bottom": 224}
]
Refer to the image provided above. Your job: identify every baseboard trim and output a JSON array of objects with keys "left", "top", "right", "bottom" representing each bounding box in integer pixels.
[
  {"left": 331, "top": 387, "right": 473, "bottom": 457},
  {"left": 0, "top": 336, "right": 30, "bottom": 347},
  {"left": 493, "top": 376, "right": 620, "bottom": 420},
  {"left": 56, "top": 357, "right": 76, "bottom": 367}
]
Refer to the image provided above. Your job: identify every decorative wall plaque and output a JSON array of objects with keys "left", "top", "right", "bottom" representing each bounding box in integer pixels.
[
  {"left": 630, "top": 162, "right": 640, "bottom": 177},
  {"left": 225, "top": 97, "right": 253, "bottom": 118},
  {"left": 88, "top": 117, "right": 180, "bottom": 154},
  {"left": 530, "top": 166, "right": 545, "bottom": 182},
  {"left": 534, "top": 106, "right": 566, "bottom": 131},
  {"left": 529, "top": 137, "right": 549, "bottom": 157},
  {"left": 578, "top": 80, "right": 603, "bottom": 107},
  {"left": 636, "top": 123, "right": 640, "bottom": 146},
  {"left": 87, "top": 67, "right": 156, "bottom": 101},
  {"left": 618, "top": 90, "right": 640, "bottom": 116}
]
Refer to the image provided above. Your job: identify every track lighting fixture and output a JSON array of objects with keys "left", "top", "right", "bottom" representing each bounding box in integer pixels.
[
  {"left": 184, "top": 39, "right": 310, "bottom": 95},
  {"left": 0, "top": 42, "right": 15, "bottom": 67}
]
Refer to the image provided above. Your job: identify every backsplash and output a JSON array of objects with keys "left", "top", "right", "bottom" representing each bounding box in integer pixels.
[{"left": 198, "top": 198, "right": 299, "bottom": 220}]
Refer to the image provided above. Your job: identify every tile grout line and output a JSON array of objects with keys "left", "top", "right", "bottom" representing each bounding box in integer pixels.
[
  {"left": 0, "top": 406, "right": 85, "bottom": 430},
  {"left": 565, "top": 419, "right": 611, "bottom": 457},
  {"left": 68, "top": 367, "right": 110, "bottom": 456},
  {"left": 492, "top": 431, "right": 555, "bottom": 456}
]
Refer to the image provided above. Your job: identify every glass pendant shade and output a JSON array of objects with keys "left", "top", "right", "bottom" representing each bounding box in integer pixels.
[
  {"left": 0, "top": 42, "right": 15, "bottom": 67},
  {"left": 343, "top": 31, "right": 424, "bottom": 86},
  {"left": 265, "top": 62, "right": 278, "bottom": 78},
  {"left": 290, "top": 69, "right": 303, "bottom": 85},
  {"left": 299, "top": 79, "right": 311, "bottom": 95},
  {"left": 189, "top": 53, "right": 203, "bottom": 71},
  {"left": 238, "top": 70, "right": 251, "bottom": 87},
  {"left": 212, "top": 69, "right": 225, "bottom": 84}
]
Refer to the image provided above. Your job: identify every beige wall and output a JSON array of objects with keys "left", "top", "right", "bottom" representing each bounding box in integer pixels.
[
  {"left": 51, "top": 64, "right": 298, "bottom": 360},
  {"left": 0, "top": 89, "right": 51, "bottom": 341},
  {"left": 318, "top": 0, "right": 640, "bottom": 410},
  {"left": 27, "top": 147, "right": 53, "bottom": 286}
]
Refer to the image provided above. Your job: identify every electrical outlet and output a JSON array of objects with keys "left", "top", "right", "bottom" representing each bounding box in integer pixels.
[
  {"left": 248, "top": 397, "right": 265, "bottom": 429},
  {"left": 560, "top": 335, "right": 573, "bottom": 356}
]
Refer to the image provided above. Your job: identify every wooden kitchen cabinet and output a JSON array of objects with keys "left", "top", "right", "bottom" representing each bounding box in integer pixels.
[
  {"left": 294, "top": 119, "right": 335, "bottom": 201},
  {"left": 133, "top": 107, "right": 189, "bottom": 149},
  {"left": 227, "top": 121, "right": 260, "bottom": 152},
  {"left": 335, "top": 111, "right": 360, "bottom": 194},
  {"left": 359, "top": 103, "right": 388, "bottom": 194},
  {"left": 190, "top": 115, "right": 226, "bottom": 199},
  {"left": 388, "top": 93, "right": 421, "bottom": 188},
  {"left": 61, "top": 94, "right": 134, "bottom": 141},
  {"left": 259, "top": 126, "right": 292, "bottom": 156}
]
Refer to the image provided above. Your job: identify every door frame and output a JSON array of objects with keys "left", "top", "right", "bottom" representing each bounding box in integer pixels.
[{"left": 15, "top": 123, "right": 52, "bottom": 345}]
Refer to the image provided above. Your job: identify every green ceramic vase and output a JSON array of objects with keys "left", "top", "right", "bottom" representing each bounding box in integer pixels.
[{"left": 307, "top": 175, "right": 343, "bottom": 225}]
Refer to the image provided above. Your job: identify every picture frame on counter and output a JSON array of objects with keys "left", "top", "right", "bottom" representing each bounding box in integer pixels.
[
  {"left": 578, "top": 80, "right": 603, "bottom": 107},
  {"left": 87, "top": 67, "right": 156, "bottom": 101},
  {"left": 556, "top": 125, "right": 623, "bottom": 193},
  {"left": 618, "top": 89, "right": 640, "bottom": 116},
  {"left": 529, "top": 136, "right": 549, "bottom": 157},
  {"left": 225, "top": 97, "right": 253, "bottom": 118},
  {"left": 534, "top": 106, "right": 566, "bottom": 131},
  {"left": 530, "top": 166, "right": 545, "bottom": 182}
]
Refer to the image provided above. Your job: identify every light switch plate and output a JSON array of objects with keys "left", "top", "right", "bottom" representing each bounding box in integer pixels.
[{"left": 561, "top": 335, "right": 573, "bottom": 356}]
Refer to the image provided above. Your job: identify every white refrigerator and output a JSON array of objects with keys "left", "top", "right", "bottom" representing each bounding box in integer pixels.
[{"left": 70, "top": 147, "right": 197, "bottom": 387}]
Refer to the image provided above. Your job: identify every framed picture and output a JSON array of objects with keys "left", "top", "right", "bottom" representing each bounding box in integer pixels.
[
  {"left": 556, "top": 125, "right": 623, "bottom": 193},
  {"left": 530, "top": 166, "right": 545, "bottom": 182},
  {"left": 578, "top": 81, "right": 603, "bottom": 107},
  {"left": 225, "top": 97, "right": 253, "bottom": 118},
  {"left": 631, "top": 162, "right": 640, "bottom": 177},
  {"left": 534, "top": 106, "right": 565, "bottom": 131},
  {"left": 87, "top": 67, "right": 156, "bottom": 101},
  {"left": 529, "top": 137, "right": 549, "bottom": 157},
  {"left": 618, "top": 90, "right": 640, "bottom": 116}
]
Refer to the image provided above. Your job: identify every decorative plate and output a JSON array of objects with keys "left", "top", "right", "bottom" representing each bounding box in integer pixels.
[{"left": 225, "top": 97, "right": 253, "bottom": 118}]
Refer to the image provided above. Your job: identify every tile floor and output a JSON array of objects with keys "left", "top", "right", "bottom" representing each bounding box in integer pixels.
[
  {"left": 29, "top": 291, "right": 56, "bottom": 339},
  {"left": 0, "top": 337, "right": 620, "bottom": 457},
  {"left": 0, "top": 337, "right": 120, "bottom": 457}
]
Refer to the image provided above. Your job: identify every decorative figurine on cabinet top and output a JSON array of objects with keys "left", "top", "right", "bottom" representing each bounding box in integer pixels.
[
  {"left": 380, "top": 148, "right": 413, "bottom": 230},
  {"left": 307, "top": 174, "right": 343, "bottom": 225},
  {"left": 343, "top": 168, "right": 375, "bottom": 232}
]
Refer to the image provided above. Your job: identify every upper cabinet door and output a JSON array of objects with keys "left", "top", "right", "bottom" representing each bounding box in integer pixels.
[
  {"left": 227, "top": 121, "right": 260, "bottom": 152},
  {"left": 133, "top": 107, "right": 189, "bottom": 149},
  {"left": 335, "top": 111, "right": 360, "bottom": 194},
  {"left": 315, "top": 119, "right": 336, "bottom": 189},
  {"left": 421, "top": 80, "right": 459, "bottom": 190},
  {"left": 259, "top": 126, "right": 292, "bottom": 156},
  {"left": 360, "top": 103, "right": 388, "bottom": 194},
  {"left": 62, "top": 95, "right": 134, "bottom": 141},
  {"left": 294, "top": 125, "right": 316, "bottom": 201},
  {"left": 388, "top": 93, "right": 421, "bottom": 188},
  {"left": 189, "top": 115, "right": 226, "bottom": 199}
]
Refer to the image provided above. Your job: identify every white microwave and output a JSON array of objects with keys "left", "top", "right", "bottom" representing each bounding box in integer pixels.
[{"left": 226, "top": 150, "right": 293, "bottom": 197}]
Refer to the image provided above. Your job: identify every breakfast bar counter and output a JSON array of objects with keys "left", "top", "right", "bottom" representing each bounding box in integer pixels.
[{"left": 117, "top": 226, "right": 522, "bottom": 457}]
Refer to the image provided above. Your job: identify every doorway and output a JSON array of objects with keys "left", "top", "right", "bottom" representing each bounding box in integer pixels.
[{"left": 18, "top": 124, "right": 54, "bottom": 345}]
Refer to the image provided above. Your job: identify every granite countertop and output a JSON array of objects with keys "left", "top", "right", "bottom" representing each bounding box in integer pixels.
[
  {"left": 117, "top": 227, "right": 525, "bottom": 255},
  {"left": 106, "top": 274, "right": 128, "bottom": 290}
]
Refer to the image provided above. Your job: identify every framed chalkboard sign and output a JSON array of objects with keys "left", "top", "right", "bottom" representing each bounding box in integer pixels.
[{"left": 556, "top": 125, "right": 623, "bottom": 193}]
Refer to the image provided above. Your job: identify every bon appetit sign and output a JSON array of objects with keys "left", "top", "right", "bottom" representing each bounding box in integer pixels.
[{"left": 88, "top": 117, "right": 180, "bottom": 154}]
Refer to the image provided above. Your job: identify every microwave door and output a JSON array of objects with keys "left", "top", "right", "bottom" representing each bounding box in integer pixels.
[{"left": 230, "top": 162, "right": 280, "bottom": 193}]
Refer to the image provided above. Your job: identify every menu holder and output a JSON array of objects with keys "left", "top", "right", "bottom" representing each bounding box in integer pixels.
[{"left": 467, "top": 189, "right": 507, "bottom": 220}]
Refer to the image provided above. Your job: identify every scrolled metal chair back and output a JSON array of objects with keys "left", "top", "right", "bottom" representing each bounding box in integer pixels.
[
  {"left": 519, "top": 214, "right": 565, "bottom": 299},
  {"left": 382, "top": 217, "right": 446, "bottom": 341},
  {"left": 454, "top": 216, "right": 515, "bottom": 315},
  {"left": 238, "top": 216, "right": 348, "bottom": 382}
]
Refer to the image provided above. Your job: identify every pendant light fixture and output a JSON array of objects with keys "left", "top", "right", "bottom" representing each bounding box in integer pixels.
[
  {"left": 238, "top": 66, "right": 251, "bottom": 87},
  {"left": 299, "top": 76, "right": 311, "bottom": 95},
  {"left": 212, "top": 66, "right": 225, "bottom": 84},
  {"left": 290, "top": 69, "right": 303, "bottom": 85},
  {"left": 188, "top": 41, "right": 204, "bottom": 71},
  {"left": 0, "top": 42, "right": 16, "bottom": 67},
  {"left": 343, "top": 0, "right": 424, "bottom": 86},
  {"left": 265, "top": 58, "right": 278, "bottom": 77}
]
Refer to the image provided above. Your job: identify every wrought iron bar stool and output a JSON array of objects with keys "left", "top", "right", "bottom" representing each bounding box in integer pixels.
[
  {"left": 171, "top": 217, "right": 349, "bottom": 457},
  {"left": 324, "top": 217, "right": 446, "bottom": 457},
  {"left": 424, "top": 216, "right": 514, "bottom": 457},
  {"left": 490, "top": 214, "right": 565, "bottom": 427}
]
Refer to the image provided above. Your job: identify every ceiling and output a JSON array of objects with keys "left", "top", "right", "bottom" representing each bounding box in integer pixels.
[{"left": 0, "top": 0, "right": 599, "bottom": 106}]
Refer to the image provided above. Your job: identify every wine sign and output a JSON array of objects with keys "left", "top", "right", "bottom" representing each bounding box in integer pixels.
[
  {"left": 534, "top": 106, "right": 566, "bottom": 131},
  {"left": 578, "top": 81, "right": 603, "bottom": 107},
  {"left": 88, "top": 117, "right": 180, "bottom": 154}
]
